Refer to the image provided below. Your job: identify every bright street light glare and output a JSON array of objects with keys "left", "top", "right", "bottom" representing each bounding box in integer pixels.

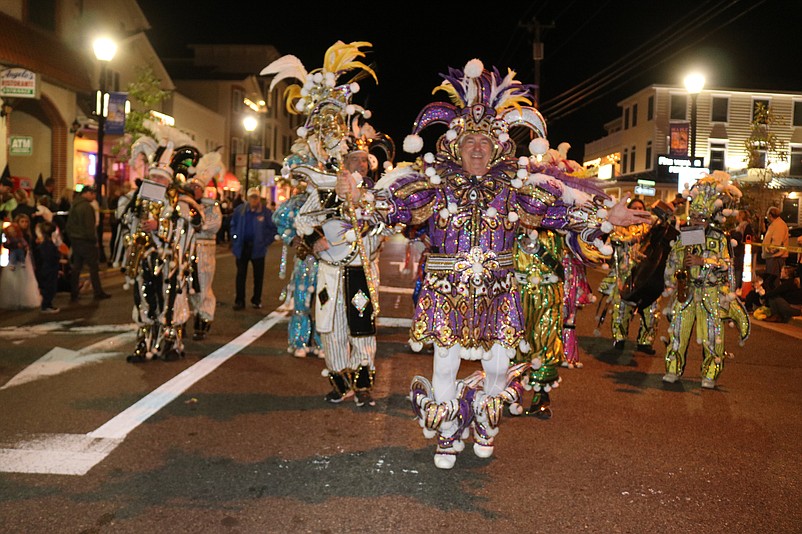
[{"left": 93, "top": 37, "right": 118, "bottom": 62}]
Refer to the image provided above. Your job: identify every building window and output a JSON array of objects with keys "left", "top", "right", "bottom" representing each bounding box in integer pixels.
[
  {"left": 231, "top": 88, "right": 244, "bottom": 114},
  {"left": 27, "top": 0, "right": 56, "bottom": 31},
  {"left": 793, "top": 101, "right": 802, "bottom": 127},
  {"left": 645, "top": 141, "right": 652, "bottom": 169},
  {"left": 624, "top": 107, "right": 630, "bottom": 129},
  {"left": 790, "top": 146, "right": 802, "bottom": 176},
  {"left": 711, "top": 97, "right": 729, "bottom": 123},
  {"left": 752, "top": 98, "right": 770, "bottom": 123},
  {"left": 670, "top": 94, "right": 688, "bottom": 120},
  {"left": 622, "top": 148, "right": 628, "bottom": 175},
  {"left": 630, "top": 145, "right": 636, "bottom": 173},
  {"left": 748, "top": 140, "right": 767, "bottom": 168},
  {"left": 632, "top": 104, "right": 638, "bottom": 127},
  {"left": 647, "top": 95, "right": 654, "bottom": 121},
  {"left": 710, "top": 142, "right": 726, "bottom": 172}
]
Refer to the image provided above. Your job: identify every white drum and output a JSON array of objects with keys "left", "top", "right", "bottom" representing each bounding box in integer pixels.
[{"left": 317, "top": 218, "right": 358, "bottom": 265}]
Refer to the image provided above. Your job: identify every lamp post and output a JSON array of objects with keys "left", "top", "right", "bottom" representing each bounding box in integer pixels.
[
  {"left": 92, "top": 36, "right": 116, "bottom": 264},
  {"left": 92, "top": 37, "right": 117, "bottom": 203},
  {"left": 683, "top": 72, "right": 705, "bottom": 162},
  {"left": 243, "top": 115, "right": 257, "bottom": 194}
]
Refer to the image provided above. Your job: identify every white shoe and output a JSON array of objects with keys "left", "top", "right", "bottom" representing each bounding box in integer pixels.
[
  {"left": 473, "top": 443, "right": 494, "bottom": 458},
  {"left": 293, "top": 348, "right": 306, "bottom": 358},
  {"left": 701, "top": 378, "right": 716, "bottom": 389},
  {"left": 434, "top": 453, "right": 456, "bottom": 469},
  {"left": 662, "top": 373, "right": 679, "bottom": 383}
]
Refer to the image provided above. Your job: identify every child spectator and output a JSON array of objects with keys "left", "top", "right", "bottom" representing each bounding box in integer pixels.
[
  {"left": 34, "top": 220, "right": 60, "bottom": 313},
  {"left": 3, "top": 221, "right": 27, "bottom": 270}
]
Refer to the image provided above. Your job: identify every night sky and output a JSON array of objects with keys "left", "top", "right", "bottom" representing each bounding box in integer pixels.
[{"left": 137, "top": 0, "right": 802, "bottom": 163}]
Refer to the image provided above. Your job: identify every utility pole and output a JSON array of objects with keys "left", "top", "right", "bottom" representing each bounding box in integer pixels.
[{"left": 520, "top": 18, "right": 555, "bottom": 106}]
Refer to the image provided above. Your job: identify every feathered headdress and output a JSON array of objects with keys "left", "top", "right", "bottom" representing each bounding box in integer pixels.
[
  {"left": 345, "top": 120, "right": 396, "bottom": 172},
  {"left": 261, "top": 41, "right": 378, "bottom": 167},
  {"left": 402, "top": 59, "right": 548, "bottom": 164},
  {"left": 192, "top": 149, "right": 225, "bottom": 188},
  {"left": 686, "top": 170, "right": 742, "bottom": 222},
  {"left": 148, "top": 139, "right": 174, "bottom": 182}
]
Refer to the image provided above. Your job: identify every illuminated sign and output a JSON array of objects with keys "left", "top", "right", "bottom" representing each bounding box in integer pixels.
[
  {"left": 657, "top": 154, "right": 708, "bottom": 192},
  {"left": 0, "top": 68, "right": 39, "bottom": 98},
  {"left": 9, "top": 136, "right": 33, "bottom": 156}
]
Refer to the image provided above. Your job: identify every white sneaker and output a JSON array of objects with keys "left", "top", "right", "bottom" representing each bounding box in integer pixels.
[
  {"left": 662, "top": 373, "right": 679, "bottom": 383},
  {"left": 701, "top": 378, "right": 716, "bottom": 389}
]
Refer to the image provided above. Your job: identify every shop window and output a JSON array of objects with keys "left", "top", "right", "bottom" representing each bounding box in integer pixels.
[
  {"left": 645, "top": 141, "right": 652, "bottom": 170},
  {"left": 622, "top": 149, "right": 628, "bottom": 175},
  {"left": 624, "top": 107, "right": 630, "bottom": 129},
  {"left": 647, "top": 95, "right": 654, "bottom": 121},
  {"left": 632, "top": 104, "right": 638, "bottom": 127},
  {"left": 752, "top": 99, "right": 770, "bottom": 124}
]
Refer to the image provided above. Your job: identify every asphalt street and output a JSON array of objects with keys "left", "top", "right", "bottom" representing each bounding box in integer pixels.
[{"left": 0, "top": 235, "right": 800, "bottom": 533}]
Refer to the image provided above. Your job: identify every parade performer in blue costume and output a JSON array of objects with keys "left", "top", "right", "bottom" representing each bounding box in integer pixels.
[{"left": 274, "top": 148, "right": 323, "bottom": 358}]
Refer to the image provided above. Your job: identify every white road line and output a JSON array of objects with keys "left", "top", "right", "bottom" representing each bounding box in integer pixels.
[
  {"left": 0, "top": 309, "right": 288, "bottom": 476},
  {"left": 378, "top": 285, "right": 415, "bottom": 295},
  {"left": 89, "top": 310, "right": 288, "bottom": 440},
  {"left": 377, "top": 317, "right": 412, "bottom": 328},
  {"left": 1, "top": 330, "right": 136, "bottom": 390}
]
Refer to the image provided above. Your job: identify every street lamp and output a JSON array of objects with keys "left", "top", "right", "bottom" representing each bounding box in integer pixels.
[
  {"left": 92, "top": 36, "right": 117, "bottom": 263},
  {"left": 92, "top": 37, "right": 117, "bottom": 203},
  {"left": 683, "top": 72, "right": 705, "bottom": 161},
  {"left": 243, "top": 115, "right": 257, "bottom": 194}
]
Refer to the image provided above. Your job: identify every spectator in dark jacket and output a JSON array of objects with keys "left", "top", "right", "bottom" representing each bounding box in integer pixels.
[
  {"left": 65, "top": 185, "right": 110, "bottom": 302},
  {"left": 230, "top": 187, "right": 278, "bottom": 310},
  {"left": 758, "top": 266, "right": 802, "bottom": 322},
  {"left": 34, "top": 221, "right": 61, "bottom": 313}
]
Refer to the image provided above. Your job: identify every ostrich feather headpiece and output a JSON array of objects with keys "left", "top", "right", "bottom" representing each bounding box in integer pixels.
[
  {"left": 261, "top": 41, "right": 378, "bottom": 167},
  {"left": 686, "top": 170, "right": 742, "bottom": 222},
  {"left": 402, "top": 59, "right": 548, "bottom": 164}
]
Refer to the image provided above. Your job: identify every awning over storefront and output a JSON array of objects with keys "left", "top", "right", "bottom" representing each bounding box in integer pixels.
[{"left": 0, "top": 12, "right": 93, "bottom": 93}]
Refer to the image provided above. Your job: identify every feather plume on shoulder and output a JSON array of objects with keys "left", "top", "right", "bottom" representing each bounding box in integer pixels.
[{"left": 374, "top": 164, "right": 416, "bottom": 191}]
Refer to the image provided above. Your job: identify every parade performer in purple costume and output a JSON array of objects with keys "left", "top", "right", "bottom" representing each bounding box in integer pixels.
[{"left": 337, "top": 59, "right": 650, "bottom": 468}]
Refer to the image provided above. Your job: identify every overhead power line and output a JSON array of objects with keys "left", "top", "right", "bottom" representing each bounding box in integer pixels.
[{"left": 540, "top": 0, "right": 766, "bottom": 123}]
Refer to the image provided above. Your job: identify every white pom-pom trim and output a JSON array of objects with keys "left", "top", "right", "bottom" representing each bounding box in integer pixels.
[
  {"left": 499, "top": 132, "right": 509, "bottom": 143},
  {"left": 425, "top": 166, "right": 437, "bottom": 177},
  {"left": 403, "top": 134, "right": 424, "bottom": 154},
  {"left": 601, "top": 221, "right": 614, "bottom": 233},
  {"left": 529, "top": 138, "right": 549, "bottom": 155},
  {"left": 508, "top": 212, "right": 519, "bottom": 222},
  {"left": 409, "top": 340, "right": 423, "bottom": 352},
  {"left": 424, "top": 152, "right": 435, "bottom": 164},
  {"left": 518, "top": 156, "right": 529, "bottom": 166},
  {"left": 350, "top": 82, "right": 360, "bottom": 93},
  {"left": 296, "top": 126, "right": 308, "bottom": 138},
  {"left": 446, "top": 129, "right": 458, "bottom": 141},
  {"left": 486, "top": 207, "right": 497, "bottom": 217},
  {"left": 430, "top": 175, "right": 442, "bottom": 185},
  {"left": 439, "top": 208, "right": 450, "bottom": 220},
  {"left": 511, "top": 178, "right": 523, "bottom": 189}
]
